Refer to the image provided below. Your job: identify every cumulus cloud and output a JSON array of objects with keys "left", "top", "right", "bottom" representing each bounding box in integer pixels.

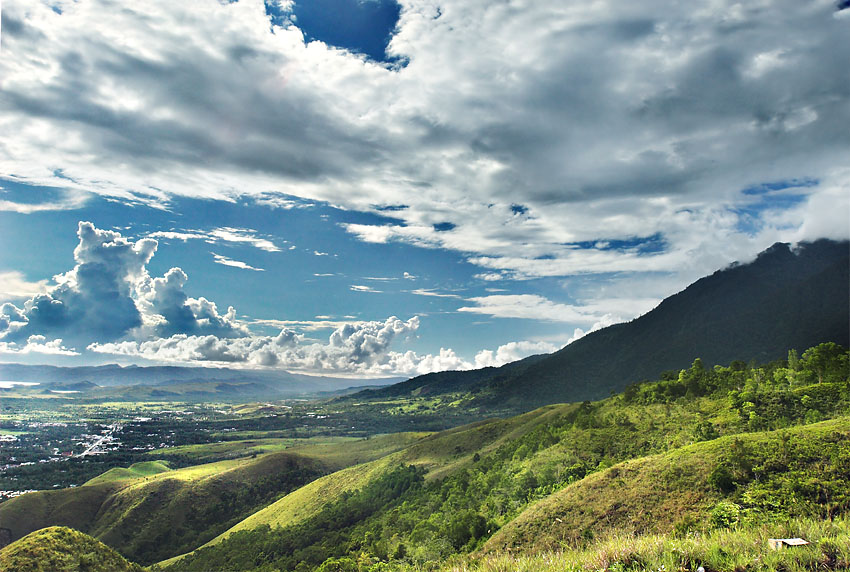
[
  {"left": 1, "top": 222, "right": 245, "bottom": 346},
  {"left": 565, "top": 315, "right": 623, "bottom": 345},
  {"left": 3, "top": 222, "right": 157, "bottom": 344},
  {"left": 473, "top": 340, "right": 559, "bottom": 369},
  {"left": 0, "top": 335, "right": 80, "bottom": 356},
  {"left": 0, "top": 221, "right": 573, "bottom": 374},
  {"left": 89, "top": 316, "right": 422, "bottom": 374},
  {"left": 0, "top": 0, "right": 845, "bottom": 288},
  {"left": 85, "top": 306, "right": 563, "bottom": 375}
]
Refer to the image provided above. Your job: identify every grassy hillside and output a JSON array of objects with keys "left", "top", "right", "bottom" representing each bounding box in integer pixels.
[
  {"left": 164, "top": 343, "right": 849, "bottom": 571},
  {"left": 3, "top": 343, "right": 845, "bottom": 571},
  {"left": 0, "top": 452, "right": 324, "bottom": 565},
  {"left": 0, "top": 431, "right": 428, "bottom": 566},
  {"left": 485, "top": 417, "right": 850, "bottom": 553},
  {"left": 443, "top": 518, "right": 850, "bottom": 572},
  {"left": 169, "top": 418, "right": 544, "bottom": 559},
  {"left": 145, "top": 432, "right": 429, "bottom": 465},
  {"left": 0, "top": 526, "right": 143, "bottom": 572},
  {"left": 83, "top": 460, "right": 172, "bottom": 485}
]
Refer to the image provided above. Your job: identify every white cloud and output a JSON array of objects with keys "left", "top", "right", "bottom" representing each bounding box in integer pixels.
[
  {"left": 149, "top": 227, "right": 280, "bottom": 252},
  {"left": 0, "top": 0, "right": 846, "bottom": 371},
  {"left": 409, "top": 288, "right": 462, "bottom": 299},
  {"left": 350, "top": 285, "right": 381, "bottom": 293},
  {"left": 789, "top": 170, "right": 850, "bottom": 242},
  {"left": 566, "top": 315, "right": 623, "bottom": 345},
  {"left": 2, "top": 222, "right": 247, "bottom": 346},
  {"left": 458, "top": 294, "right": 613, "bottom": 324},
  {"left": 249, "top": 317, "right": 353, "bottom": 332},
  {"left": 474, "top": 340, "right": 559, "bottom": 369},
  {"left": 211, "top": 253, "right": 265, "bottom": 272},
  {"left": 0, "top": 271, "right": 50, "bottom": 302},
  {"left": 0, "top": 188, "right": 89, "bottom": 213},
  {"left": 0, "top": 335, "right": 79, "bottom": 356},
  {"left": 89, "top": 316, "right": 423, "bottom": 374}
]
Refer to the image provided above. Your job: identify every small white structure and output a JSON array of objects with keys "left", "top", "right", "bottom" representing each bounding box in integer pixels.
[{"left": 768, "top": 538, "right": 809, "bottom": 550}]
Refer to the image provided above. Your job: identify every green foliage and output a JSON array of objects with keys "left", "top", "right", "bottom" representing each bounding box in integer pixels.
[
  {"left": 169, "top": 465, "right": 424, "bottom": 572},
  {"left": 711, "top": 500, "right": 742, "bottom": 528},
  {"left": 708, "top": 464, "right": 735, "bottom": 493},
  {"left": 8, "top": 343, "right": 850, "bottom": 571}
]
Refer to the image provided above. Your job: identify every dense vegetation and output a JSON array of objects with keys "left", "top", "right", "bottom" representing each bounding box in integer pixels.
[{"left": 166, "top": 342, "right": 849, "bottom": 571}]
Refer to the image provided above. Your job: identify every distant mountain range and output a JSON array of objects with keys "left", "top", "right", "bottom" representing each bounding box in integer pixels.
[
  {"left": 354, "top": 239, "right": 849, "bottom": 409},
  {"left": 0, "top": 363, "right": 401, "bottom": 398}
]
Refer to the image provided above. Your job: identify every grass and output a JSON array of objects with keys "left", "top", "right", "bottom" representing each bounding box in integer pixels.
[
  {"left": 148, "top": 432, "right": 430, "bottom": 465},
  {"left": 83, "top": 460, "right": 172, "bottom": 485},
  {"left": 436, "top": 518, "right": 850, "bottom": 571},
  {"left": 0, "top": 526, "right": 143, "bottom": 572},
  {"left": 193, "top": 455, "right": 400, "bottom": 541},
  {"left": 485, "top": 417, "right": 850, "bottom": 554}
]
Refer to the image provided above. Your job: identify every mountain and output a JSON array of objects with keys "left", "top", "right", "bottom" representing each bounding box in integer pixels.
[
  {"left": 0, "top": 363, "right": 403, "bottom": 397},
  {"left": 353, "top": 239, "right": 849, "bottom": 409}
]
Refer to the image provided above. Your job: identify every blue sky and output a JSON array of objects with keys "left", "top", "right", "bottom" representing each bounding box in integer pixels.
[{"left": 0, "top": 0, "right": 848, "bottom": 376}]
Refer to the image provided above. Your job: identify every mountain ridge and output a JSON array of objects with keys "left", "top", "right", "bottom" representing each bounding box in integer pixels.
[{"left": 350, "top": 239, "right": 849, "bottom": 409}]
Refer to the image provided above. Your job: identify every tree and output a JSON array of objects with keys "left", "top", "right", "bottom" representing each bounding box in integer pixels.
[{"left": 801, "top": 342, "right": 847, "bottom": 384}]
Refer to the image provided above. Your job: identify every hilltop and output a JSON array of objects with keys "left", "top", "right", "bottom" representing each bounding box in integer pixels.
[{"left": 0, "top": 526, "right": 143, "bottom": 572}]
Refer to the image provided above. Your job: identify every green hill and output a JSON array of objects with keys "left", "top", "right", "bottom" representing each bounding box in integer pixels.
[
  {"left": 164, "top": 343, "right": 849, "bottom": 571},
  {"left": 83, "top": 460, "right": 172, "bottom": 486},
  {"left": 3, "top": 343, "right": 846, "bottom": 571},
  {"left": 0, "top": 526, "right": 143, "bottom": 572},
  {"left": 485, "top": 417, "right": 850, "bottom": 554},
  {"left": 0, "top": 432, "right": 425, "bottom": 566}
]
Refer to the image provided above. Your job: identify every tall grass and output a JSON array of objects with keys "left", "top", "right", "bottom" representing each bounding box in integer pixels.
[{"left": 433, "top": 518, "right": 850, "bottom": 572}]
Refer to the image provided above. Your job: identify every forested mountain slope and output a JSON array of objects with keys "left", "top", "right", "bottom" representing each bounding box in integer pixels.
[{"left": 351, "top": 239, "right": 849, "bottom": 409}]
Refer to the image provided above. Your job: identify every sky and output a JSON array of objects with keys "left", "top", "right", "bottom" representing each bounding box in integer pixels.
[{"left": 0, "top": 0, "right": 848, "bottom": 378}]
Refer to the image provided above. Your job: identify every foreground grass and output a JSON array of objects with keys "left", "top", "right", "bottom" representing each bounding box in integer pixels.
[{"left": 439, "top": 518, "right": 850, "bottom": 572}]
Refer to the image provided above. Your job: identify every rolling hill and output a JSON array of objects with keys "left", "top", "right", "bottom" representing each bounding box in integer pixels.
[
  {"left": 0, "top": 434, "right": 423, "bottom": 565},
  {"left": 2, "top": 344, "right": 847, "bottom": 571},
  {"left": 164, "top": 345, "right": 850, "bottom": 571}
]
